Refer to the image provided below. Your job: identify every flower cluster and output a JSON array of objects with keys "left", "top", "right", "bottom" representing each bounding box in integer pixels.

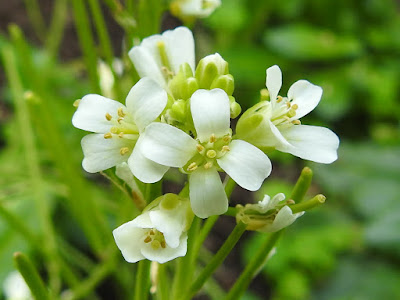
[{"left": 72, "top": 27, "right": 339, "bottom": 263}]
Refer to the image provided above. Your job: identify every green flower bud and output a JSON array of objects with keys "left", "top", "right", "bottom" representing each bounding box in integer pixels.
[
  {"left": 168, "top": 63, "right": 198, "bottom": 100},
  {"left": 170, "top": 99, "right": 187, "bottom": 121},
  {"left": 195, "top": 53, "right": 229, "bottom": 89},
  {"left": 230, "top": 101, "right": 242, "bottom": 119},
  {"left": 210, "top": 74, "right": 234, "bottom": 95}
]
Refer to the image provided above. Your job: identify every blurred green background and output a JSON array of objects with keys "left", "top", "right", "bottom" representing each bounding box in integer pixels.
[{"left": 1, "top": 0, "right": 400, "bottom": 299}]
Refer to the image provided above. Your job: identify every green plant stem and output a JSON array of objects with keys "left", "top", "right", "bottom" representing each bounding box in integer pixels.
[
  {"left": 224, "top": 231, "right": 283, "bottom": 300},
  {"left": 290, "top": 194, "right": 326, "bottom": 213},
  {"left": 290, "top": 167, "right": 313, "bottom": 203},
  {"left": 183, "top": 221, "right": 248, "bottom": 300},
  {"left": 134, "top": 260, "right": 152, "bottom": 300},
  {"left": 2, "top": 45, "right": 61, "bottom": 294},
  {"left": 14, "top": 252, "right": 50, "bottom": 300},
  {"left": 71, "top": 0, "right": 101, "bottom": 93},
  {"left": 45, "top": 0, "right": 68, "bottom": 59},
  {"left": 156, "top": 263, "right": 169, "bottom": 300},
  {"left": 23, "top": 0, "right": 46, "bottom": 39}
]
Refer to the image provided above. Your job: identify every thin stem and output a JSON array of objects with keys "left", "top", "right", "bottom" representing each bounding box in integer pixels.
[
  {"left": 134, "top": 260, "right": 151, "bottom": 300},
  {"left": 23, "top": 0, "right": 46, "bottom": 39},
  {"left": 290, "top": 194, "right": 326, "bottom": 213},
  {"left": 156, "top": 263, "right": 169, "bottom": 300},
  {"left": 45, "top": 0, "right": 68, "bottom": 59},
  {"left": 290, "top": 167, "right": 313, "bottom": 203},
  {"left": 183, "top": 221, "right": 248, "bottom": 300},
  {"left": 224, "top": 231, "right": 283, "bottom": 300}
]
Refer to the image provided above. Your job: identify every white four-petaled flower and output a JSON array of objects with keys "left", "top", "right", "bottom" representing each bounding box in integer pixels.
[
  {"left": 72, "top": 77, "right": 168, "bottom": 174},
  {"left": 172, "top": 0, "right": 221, "bottom": 18},
  {"left": 132, "top": 89, "right": 272, "bottom": 218},
  {"left": 237, "top": 65, "right": 339, "bottom": 164},
  {"left": 129, "top": 27, "right": 195, "bottom": 88},
  {"left": 113, "top": 194, "right": 191, "bottom": 263}
]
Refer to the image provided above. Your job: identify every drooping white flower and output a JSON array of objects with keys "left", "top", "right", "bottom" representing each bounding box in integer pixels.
[
  {"left": 129, "top": 27, "right": 195, "bottom": 88},
  {"left": 113, "top": 194, "right": 193, "bottom": 264},
  {"left": 236, "top": 193, "right": 304, "bottom": 233},
  {"left": 171, "top": 0, "right": 221, "bottom": 18},
  {"left": 72, "top": 77, "right": 169, "bottom": 176},
  {"left": 236, "top": 65, "right": 339, "bottom": 164},
  {"left": 3, "top": 271, "right": 32, "bottom": 300},
  {"left": 133, "top": 89, "right": 272, "bottom": 218}
]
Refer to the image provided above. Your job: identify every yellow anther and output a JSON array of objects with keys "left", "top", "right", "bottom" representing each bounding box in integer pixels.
[
  {"left": 117, "top": 107, "right": 126, "bottom": 117},
  {"left": 291, "top": 104, "right": 298, "bottom": 110},
  {"left": 73, "top": 99, "right": 80, "bottom": 107},
  {"left": 144, "top": 236, "right": 152, "bottom": 243},
  {"left": 103, "top": 132, "right": 112, "bottom": 139},
  {"left": 120, "top": 147, "right": 129, "bottom": 155},
  {"left": 204, "top": 162, "right": 213, "bottom": 169},
  {"left": 149, "top": 230, "right": 155, "bottom": 235},
  {"left": 187, "top": 162, "right": 198, "bottom": 171},
  {"left": 160, "top": 241, "right": 166, "bottom": 249},
  {"left": 196, "top": 144, "right": 205, "bottom": 152},
  {"left": 276, "top": 96, "right": 283, "bottom": 103},
  {"left": 222, "top": 145, "right": 230, "bottom": 152},
  {"left": 286, "top": 101, "right": 291, "bottom": 108},
  {"left": 105, "top": 113, "right": 112, "bottom": 121},
  {"left": 206, "top": 150, "right": 217, "bottom": 158},
  {"left": 286, "top": 199, "right": 295, "bottom": 205},
  {"left": 151, "top": 240, "right": 161, "bottom": 250},
  {"left": 118, "top": 132, "right": 124, "bottom": 138},
  {"left": 222, "top": 135, "right": 232, "bottom": 143},
  {"left": 117, "top": 116, "right": 124, "bottom": 123},
  {"left": 292, "top": 120, "right": 301, "bottom": 125},
  {"left": 209, "top": 134, "right": 217, "bottom": 143}
]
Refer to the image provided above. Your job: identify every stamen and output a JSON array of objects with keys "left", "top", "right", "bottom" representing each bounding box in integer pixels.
[
  {"left": 222, "top": 135, "right": 232, "bottom": 143},
  {"left": 73, "top": 99, "right": 80, "bottom": 107},
  {"left": 204, "top": 162, "right": 213, "bottom": 169},
  {"left": 286, "top": 199, "right": 295, "bottom": 205},
  {"left": 160, "top": 241, "right": 166, "bottom": 249},
  {"left": 276, "top": 96, "right": 283, "bottom": 103},
  {"left": 286, "top": 102, "right": 291, "bottom": 108},
  {"left": 292, "top": 120, "right": 301, "bottom": 125},
  {"left": 144, "top": 236, "right": 152, "bottom": 243},
  {"left": 103, "top": 132, "right": 112, "bottom": 139},
  {"left": 206, "top": 150, "right": 217, "bottom": 158},
  {"left": 117, "top": 117, "right": 124, "bottom": 123},
  {"left": 117, "top": 107, "right": 126, "bottom": 117},
  {"left": 187, "top": 162, "right": 198, "bottom": 171},
  {"left": 287, "top": 109, "right": 296, "bottom": 118},
  {"left": 118, "top": 132, "right": 124, "bottom": 138},
  {"left": 291, "top": 104, "right": 298, "bottom": 110},
  {"left": 110, "top": 127, "right": 119, "bottom": 134},
  {"left": 105, "top": 113, "right": 112, "bottom": 121},
  {"left": 149, "top": 230, "right": 155, "bottom": 235},
  {"left": 120, "top": 147, "right": 129, "bottom": 155},
  {"left": 209, "top": 134, "right": 216, "bottom": 143},
  {"left": 196, "top": 144, "right": 205, "bottom": 153},
  {"left": 221, "top": 145, "right": 230, "bottom": 152}
]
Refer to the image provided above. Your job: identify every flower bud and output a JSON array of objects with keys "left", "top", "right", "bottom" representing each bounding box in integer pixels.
[
  {"left": 210, "top": 74, "right": 234, "bottom": 95},
  {"left": 195, "top": 53, "right": 229, "bottom": 89},
  {"left": 168, "top": 63, "right": 199, "bottom": 100}
]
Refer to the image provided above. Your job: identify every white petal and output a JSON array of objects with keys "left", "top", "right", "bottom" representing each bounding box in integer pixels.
[
  {"left": 115, "top": 162, "right": 141, "bottom": 190},
  {"left": 288, "top": 80, "right": 323, "bottom": 119},
  {"left": 141, "top": 123, "right": 197, "bottom": 167},
  {"left": 141, "top": 233, "right": 188, "bottom": 264},
  {"left": 128, "top": 136, "right": 169, "bottom": 183},
  {"left": 258, "top": 193, "right": 286, "bottom": 212},
  {"left": 129, "top": 45, "right": 166, "bottom": 88},
  {"left": 125, "top": 78, "right": 167, "bottom": 132},
  {"left": 81, "top": 134, "right": 134, "bottom": 173},
  {"left": 163, "top": 27, "right": 195, "bottom": 74},
  {"left": 189, "top": 168, "right": 228, "bottom": 218},
  {"left": 191, "top": 89, "right": 230, "bottom": 142},
  {"left": 278, "top": 125, "right": 340, "bottom": 164},
  {"left": 150, "top": 210, "right": 184, "bottom": 248},
  {"left": 113, "top": 219, "right": 148, "bottom": 263},
  {"left": 179, "top": 0, "right": 221, "bottom": 17},
  {"left": 268, "top": 120, "right": 292, "bottom": 148},
  {"left": 268, "top": 206, "right": 304, "bottom": 232},
  {"left": 217, "top": 140, "right": 272, "bottom": 191},
  {"left": 72, "top": 94, "right": 124, "bottom": 133},
  {"left": 266, "top": 65, "right": 282, "bottom": 105}
]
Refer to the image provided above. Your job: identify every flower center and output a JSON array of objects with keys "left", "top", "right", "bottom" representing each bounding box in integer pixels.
[
  {"left": 270, "top": 96, "right": 301, "bottom": 129},
  {"left": 103, "top": 107, "right": 139, "bottom": 156},
  {"left": 184, "top": 133, "right": 232, "bottom": 172},
  {"left": 143, "top": 229, "right": 167, "bottom": 250}
]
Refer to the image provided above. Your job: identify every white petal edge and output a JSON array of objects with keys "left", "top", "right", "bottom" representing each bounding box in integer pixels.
[
  {"left": 217, "top": 140, "right": 272, "bottom": 191},
  {"left": 266, "top": 65, "right": 282, "bottom": 105},
  {"left": 140, "top": 123, "right": 197, "bottom": 167},
  {"left": 278, "top": 125, "right": 340, "bottom": 164},
  {"left": 150, "top": 209, "right": 184, "bottom": 248},
  {"left": 288, "top": 80, "right": 323, "bottom": 119},
  {"left": 191, "top": 89, "right": 231, "bottom": 142},
  {"left": 125, "top": 78, "right": 167, "bottom": 132},
  {"left": 81, "top": 134, "right": 134, "bottom": 173},
  {"left": 140, "top": 233, "right": 188, "bottom": 264},
  {"left": 268, "top": 206, "right": 304, "bottom": 232},
  {"left": 268, "top": 120, "right": 292, "bottom": 148},
  {"left": 128, "top": 136, "right": 169, "bottom": 183},
  {"left": 72, "top": 94, "right": 124, "bottom": 133},
  {"left": 189, "top": 167, "right": 228, "bottom": 218}
]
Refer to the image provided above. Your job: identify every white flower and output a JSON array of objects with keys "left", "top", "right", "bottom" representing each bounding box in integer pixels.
[
  {"left": 113, "top": 194, "right": 192, "bottom": 264},
  {"left": 237, "top": 65, "right": 339, "bottom": 164},
  {"left": 236, "top": 193, "right": 304, "bottom": 233},
  {"left": 133, "top": 89, "right": 272, "bottom": 218},
  {"left": 3, "top": 271, "right": 32, "bottom": 300},
  {"left": 171, "top": 0, "right": 221, "bottom": 18},
  {"left": 129, "top": 27, "right": 195, "bottom": 88},
  {"left": 72, "top": 77, "right": 169, "bottom": 176}
]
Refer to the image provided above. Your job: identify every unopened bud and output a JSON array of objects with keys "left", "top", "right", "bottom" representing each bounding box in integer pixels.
[
  {"left": 210, "top": 74, "right": 234, "bottom": 95},
  {"left": 195, "top": 53, "right": 229, "bottom": 89}
]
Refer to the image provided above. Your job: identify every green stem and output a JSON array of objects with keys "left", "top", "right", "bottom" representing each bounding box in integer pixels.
[
  {"left": 290, "top": 167, "right": 313, "bottom": 203},
  {"left": 290, "top": 194, "right": 326, "bottom": 213},
  {"left": 23, "top": 0, "right": 46, "bottom": 39},
  {"left": 134, "top": 260, "right": 151, "bottom": 300},
  {"left": 14, "top": 252, "right": 50, "bottom": 300},
  {"left": 224, "top": 231, "right": 283, "bottom": 300},
  {"left": 156, "top": 263, "right": 169, "bottom": 300},
  {"left": 183, "top": 221, "right": 248, "bottom": 300},
  {"left": 45, "top": 0, "right": 68, "bottom": 59},
  {"left": 71, "top": 0, "right": 101, "bottom": 93}
]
